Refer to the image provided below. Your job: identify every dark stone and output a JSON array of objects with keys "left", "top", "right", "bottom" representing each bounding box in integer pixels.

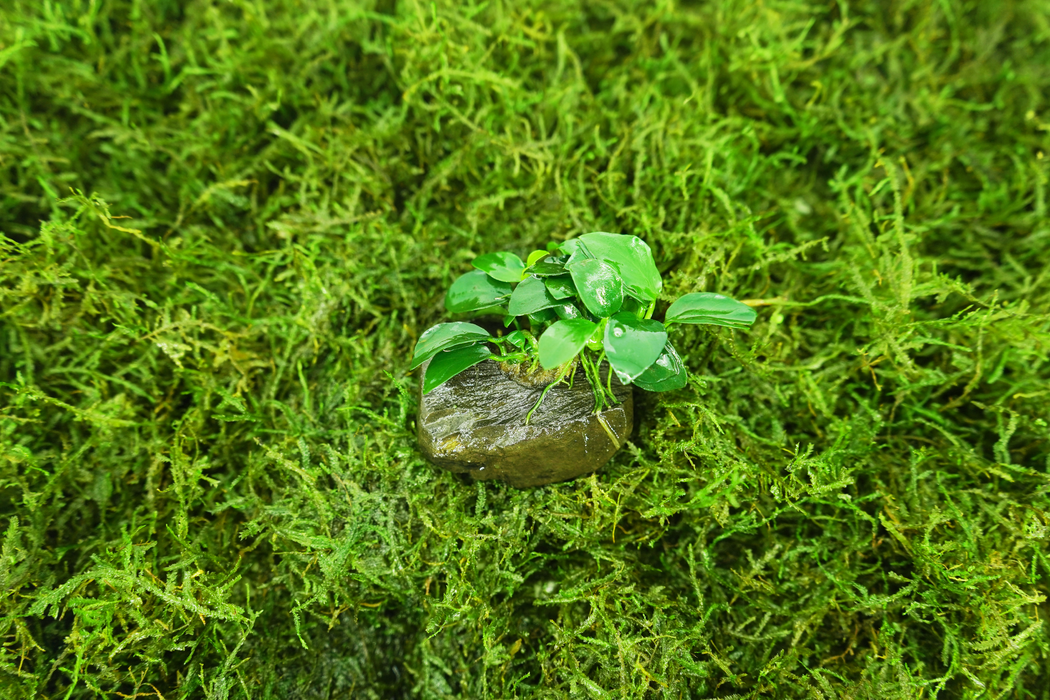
[{"left": 417, "top": 359, "right": 633, "bottom": 488}]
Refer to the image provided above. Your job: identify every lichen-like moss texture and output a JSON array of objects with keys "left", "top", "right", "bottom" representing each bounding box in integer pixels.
[{"left": 1, "top": 1, "right": 1048, "bottom": 697}]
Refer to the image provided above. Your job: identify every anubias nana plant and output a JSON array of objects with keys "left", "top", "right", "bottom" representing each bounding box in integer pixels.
[{"left": 411, "top": 233, "right": 756, "bottom": 418}]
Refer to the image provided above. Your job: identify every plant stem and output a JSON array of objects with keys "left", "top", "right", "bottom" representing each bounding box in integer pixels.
[
  {"left": 581, "top": 350, "right": 605, "bottom": 414},
  {"left": 593, "top": 350, "right": 619, "bottom": 408},
  {"left": 496, "top": 352, "right": 527, "bottom": 364},
  {"left": 524, "top": 361, "right": 572, "bottom": 425}
]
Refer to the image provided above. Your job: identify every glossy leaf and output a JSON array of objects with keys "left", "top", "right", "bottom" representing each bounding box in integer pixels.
[
  {"left": 508, "top": 275, "right": 560, "bottom": 316},
  {"left": 559, "top": 238, "right": 581, "bottom": 255},
  {"left": 568, "top": 258, "right": 624, "bottom": 318},
  {"left": 603, "top": 312, "right": 668, "bottom": 383},
  {"left": 619, "top": 296, "right": 646, "bottom": 318},
  {"left": 544, "top": 275, "right": 577, "bottom": 300},
  {"left": 410, "top": 322, "right": 491, "bottom": 370},
  {"left": 554, "top": 303, "right": 584, "bottom": 320},
  {"left": 472, "top": 252, "right": 525, "bottom": 283},
  {"left": 527, "top": 259, "right": 566, "bottom": 277},
  {"left": 539, "top": 319, "right": 598, "bottom": 369},
  {"left": 664, "top": 292, "right": 757, "bottom": 329},
  {"left": 528, "top": 308, "right": 558, "bottom": 325},
  {"left": 632, "top": 342, "right": 688, "bottom": 392},
  {"left": 525, "top": 249, "right": 548, "bottom": 268},
  {"left": 422, "top": 344, "right": 495, "bottom": 394},
  {"left": 578, "top": 232, "right": 662, "bottom": 302},
  {"left": 445, "top": 270, "right": 512, "bottom": 314},
  {"left": 566, "top": 245, "right": 592, "bottom": 267},
  {"left": 502, "top": 330, "right": 531, "bottom": 349}
]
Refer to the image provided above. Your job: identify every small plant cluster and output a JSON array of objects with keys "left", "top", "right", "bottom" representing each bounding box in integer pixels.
[{"left": 411, "top": 233, "right": 757, "bottom": 414}]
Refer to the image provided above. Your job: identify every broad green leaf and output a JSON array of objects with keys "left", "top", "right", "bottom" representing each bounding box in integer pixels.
[
  {"left": 422, "top": 344, "right": 495, "bottom": 394},
  {"left": 544, "top": 275, "right": 577, "bottom": 300},
  {"left": 558, "top": 238, "right": 582, "bottom": 256},
  {"left": 579, "top": 232, "right": 662, "bottom": 302},
  {"left": 565, "top": 243, "right": 592, "bottom": 267},
  {"left": 527, "top": 259, "right": 566, "bottom": 276},
  {"left": 445, "top": 270, "right": 512, "bottom": 314},
  {"left": 539, "top": 319, "right": 598, "bottom": 369},
  {"left": 525, "top": 249, "right": 548, "bottom": 268},
  {"left": 620, "top": 296, "right": 646, "bottom": 318},
  {"left": 508, "top": 275, "right": 560, "bottom": 316},
  {"left": 410, "top": 322, "right": 492, "bottom": 370},
  {"left": 502, "top": 330, "right": 531, "bottom": 349},
  {"left": 603, "top": 312, "right": 668, "bottom": 383},
  {"left": 664, "top": 292, "right": 757, "bottom": 329},
  {"left": 472, "top": 252, "right": 525, "bottom": 283},
  {"left": 632, "top": 342, "right": 688, "bottom": 392},
  {"left": 528, "top": 308, "right": 558, "bottom": 325},
  {"left": 554, "top": 303, "right": 584, "bottom": 320},
  {"left": 568, "top": 258, "right": 624, "bottom": 318}
]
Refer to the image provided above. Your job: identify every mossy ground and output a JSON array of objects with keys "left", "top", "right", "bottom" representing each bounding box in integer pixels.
[{"left": 2, "top": 1, "right": 1049, "bottom": 697}]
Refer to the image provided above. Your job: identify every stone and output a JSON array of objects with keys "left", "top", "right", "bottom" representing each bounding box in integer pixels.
[{"left": 417, "top": 359, "right": 633, "bottom": 487}]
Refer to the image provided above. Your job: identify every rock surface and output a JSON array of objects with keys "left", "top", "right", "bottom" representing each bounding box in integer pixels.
[{"left": 417, "top": 359, "right": 632, "bottom": 487}]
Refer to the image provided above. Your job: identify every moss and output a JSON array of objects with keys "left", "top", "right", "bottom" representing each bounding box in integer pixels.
[{"left": 1, "top": 0, "right": 1049, "bottom": 697}]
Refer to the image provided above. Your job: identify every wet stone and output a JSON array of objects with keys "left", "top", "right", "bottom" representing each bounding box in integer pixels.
[{"left": 417, "top": 359, "right": 633, "bottom": 488}]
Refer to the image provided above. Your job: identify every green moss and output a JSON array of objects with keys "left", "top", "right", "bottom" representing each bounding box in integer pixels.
[{"left": 1, "top": 0, "right": 1048, "bottom": 697}]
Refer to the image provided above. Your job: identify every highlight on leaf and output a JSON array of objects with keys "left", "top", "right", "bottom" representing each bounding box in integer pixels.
[
  {"left": 631, "top": 342, "right": 688, "bottom": 392},
  {"left": 410, "top": 322, "right": 491, "bottom": 370},
  {"left": 508, "top": 275, "right": 560, "bottom": 316},
  {"left": 578, "top": 232, "right": 662, "bottom": 303},
  {"left": 568, "top": 258, "right": 624, "bottom": 318},
  {"left": 445, "top": 269, "right": 512, "bottom": 314},
  {"left": 603, "top": 313, "right": 668, "bottom": 383},
  {"left": 664, "top": 292, "right": 757, "bottom": 329},
  {"left": 539, "top": 319, "right": 598, "bottom": 370},
  {"left": 423, "top": 344, "right": 497, "bottom": 394}
]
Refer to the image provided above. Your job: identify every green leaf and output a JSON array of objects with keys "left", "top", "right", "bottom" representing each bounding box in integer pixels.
[
  {"left": 568, "top": 258, "right": 624, "bottom": 318},
  {"left": 508, "top": 275, "right": 560, "bottom": 316},
  {"left": 410, "top": 322, "right": 492, "bottom": 370},
  {"left": 528, "top": 308, "right": 558, "bottom": 325},
  {"left": 539, "top": 319, "right": 598, "bottom": 369},
  {"left": 502, "top": 330, "right": 531, "bottom": 350},
  {"left": 554, "top": 303, "right": 584, "bottom": 320},
  {"left": 579, "top": 232, "right": 662, "bottom": 302},
  {"left": 664, "top": 292, "right": 757, "bottom": 329},
  {"left": 472, "top": 252, "right": 525, "bottom": 283},
  {"left": 558, "top": 238, "right": 583, "bottom": 256},
  {"left": 527, "top": 259, "right": 566, "bottom": 276},
  {"left": 632, "top": 342, "right": 688, "bottom": 392},
  {"left": 525, "top": 249, "right": 548, "bottom": 268},
  {"left": 620, "top": 296, "right": 646, "bottom": 318},
  {"left": 603, "top": 312, "right": 668, "bottom": 383},
  {"left": 445, "top": 270, "right": 512, "bottom": 314},
  {"left": 565, "top": 242, "right": 592, "bottom": 267},
  {"left": 422, "top": 344, "right": 496, "bottom": 394},
  {"left": 544, "top": 275, "right": 577, "bottom": 300}
]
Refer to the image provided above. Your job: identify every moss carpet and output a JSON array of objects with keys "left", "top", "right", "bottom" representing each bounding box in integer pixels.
[{"left": 1, "top": 0, "right": 1049, "bottom": 697}]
